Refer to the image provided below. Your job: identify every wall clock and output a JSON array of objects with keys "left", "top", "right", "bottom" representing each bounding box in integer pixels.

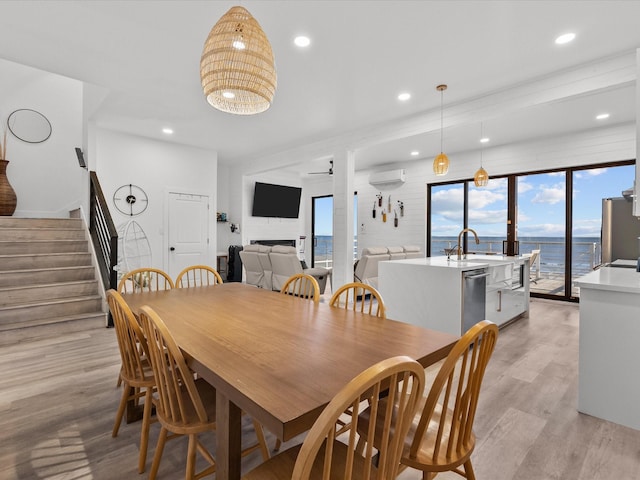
[{"left": 113, "top": 184, "right": 148, "bottom": 216}]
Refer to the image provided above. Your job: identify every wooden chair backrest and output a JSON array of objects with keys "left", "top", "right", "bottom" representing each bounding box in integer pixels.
[
  {"left": 292, "top": 356, "right": 425, "bottom": 480},
  {"left": 329, "top": 282, "right": 386, "bottom": 318},
  {"left": 280, "top": 273, "right": 320, "bottom": 303},
  {"left": 175, "top": 264, "right": 223, "bottom": 288},
  {"left": 408, "top": 320, "right": 498, "bottom": 465},
  {"left": 139, "top": 305, "right": 209, "bottom": 425},
  {"left": 106, "top": 289, "right": 152, "bottom": 382},
  {"left": 118, "top": 267, "right": 175, "bottom": 294}
]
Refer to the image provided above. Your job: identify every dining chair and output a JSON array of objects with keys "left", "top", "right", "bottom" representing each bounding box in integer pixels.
[
  {"left": 329, "top": 281, "right": 386, "bottom": 319},
  {"left": 280, "top": 273, "right": 320, "bottom": 303},
  {"left": 175, "top": 264, "right": 223, "bottom": 288},
  {"left": 527, "top": 249, "right": 541, "bottom": 284},
  {"left": 118, "top": 267, "right": 175, "bottom": 294},
  {"left": 356, "top": 320, "right": 499, "bottom": 480},
  {"left": 139, "top": 305, "right": 271, "bottom": 480},
  {"left": 241, "top": 355, "right": 426, "bottom": 480},
  {"left": 106, "top": 289, "right": 156, "bottom": 474}
]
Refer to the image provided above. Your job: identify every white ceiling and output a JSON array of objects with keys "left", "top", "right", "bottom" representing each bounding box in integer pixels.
[{"left": 0, "top": 1, "right": 638, "bottom": 176}]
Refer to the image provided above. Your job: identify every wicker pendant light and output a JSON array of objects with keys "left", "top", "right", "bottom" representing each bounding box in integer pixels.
[
  {"left": 474, "top": 123, "right": 489, "bottom": 187},
  {"left": 433, "top": 84, "right": 449, "bottom": 175},
  {"left": 200, "top": 6, "right": 277, "bottom": 115}
]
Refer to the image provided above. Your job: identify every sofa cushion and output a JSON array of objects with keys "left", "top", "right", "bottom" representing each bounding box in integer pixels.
[
  {"left": 387, "top": 246, "right": 403, "bottom": 253},
  {"left": 271, "top": 245, "right": 297, "bottom": 254},
  {"left": 362, "top": 246, "right": 388, "bottom": 255}
]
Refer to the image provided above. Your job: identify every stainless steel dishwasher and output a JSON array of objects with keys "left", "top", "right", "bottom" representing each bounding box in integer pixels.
[{"left": 462, "top": 268, "right": 488, "bottom": 333}]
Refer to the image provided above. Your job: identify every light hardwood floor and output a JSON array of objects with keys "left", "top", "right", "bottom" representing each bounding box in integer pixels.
[{"left": 1, "top": 298, "right": 639, "bottom": 479}]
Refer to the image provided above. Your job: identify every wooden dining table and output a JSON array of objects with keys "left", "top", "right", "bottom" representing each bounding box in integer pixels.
[{"left": 122, "top": 282, "right": 458, "bottom": 480}]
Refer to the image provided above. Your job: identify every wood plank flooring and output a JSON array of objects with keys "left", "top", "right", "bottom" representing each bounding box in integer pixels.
[{"left": 2, "top": 298, "right": 639, "bottom": 479}]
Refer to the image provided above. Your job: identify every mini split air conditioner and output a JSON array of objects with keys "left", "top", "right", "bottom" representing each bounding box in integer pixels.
[{"left": 368, "top": 169, "right": 406, "bottom": 186}]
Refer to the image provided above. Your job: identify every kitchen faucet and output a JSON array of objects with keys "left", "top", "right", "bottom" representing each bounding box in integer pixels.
[{"left": 456, "top": 228, "right": 480, "bottom": 260}]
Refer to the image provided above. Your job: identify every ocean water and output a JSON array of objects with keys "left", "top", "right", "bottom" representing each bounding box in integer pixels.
[
  {"left": 312, "top": 235, "right": 600, "bottom": 276},
  {"left": 432, "top": 236, "right": 601, "bottom": 276}
]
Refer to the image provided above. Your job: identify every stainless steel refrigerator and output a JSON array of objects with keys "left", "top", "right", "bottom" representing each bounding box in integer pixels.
[{"left": 601, "top": 196, "right": 640, "bottom": 264}]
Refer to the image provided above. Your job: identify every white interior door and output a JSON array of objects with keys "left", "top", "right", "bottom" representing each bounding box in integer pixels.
[{"left": 168, "top": 192, "right": 210, "bottom": 279}]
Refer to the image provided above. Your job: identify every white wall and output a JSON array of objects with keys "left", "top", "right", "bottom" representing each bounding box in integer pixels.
[
  {"left": 0, "top": 58, "right": 84, "bottom": 218},
  {"left": 94, "top": 128, "right": 217, "bottom": 271},
  {"left": 240, "top": 171, "right": 304, "bottom": 251}
]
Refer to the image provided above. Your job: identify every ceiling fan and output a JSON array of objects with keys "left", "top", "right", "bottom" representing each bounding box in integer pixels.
[{"left": 308, "top": 160, "right": 333, "bottom": 175}]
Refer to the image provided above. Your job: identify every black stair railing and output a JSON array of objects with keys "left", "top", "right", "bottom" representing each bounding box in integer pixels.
[{"left": 89, "top": 171, "right": 118, "bottom": 326}]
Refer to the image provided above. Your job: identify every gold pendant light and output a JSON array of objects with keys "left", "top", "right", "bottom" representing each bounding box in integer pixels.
[
  {"left": 433, "top": 84, "right": 449, "bottom": 175},
  {"left": 200, "top": 6, "right": 277, "bottom": 115},
  {"left": 474, "top": 122, "right": 489, "bottom": 187}
]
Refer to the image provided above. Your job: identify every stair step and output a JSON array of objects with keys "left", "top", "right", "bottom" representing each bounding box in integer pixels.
[
  {"left": 0, "top": 217, "right": 83, "bottom": 229},
  {"left": 0, "top": 311, "right": 107, "bottom": 337},
  {"left": 0, "top": 227, "right": 86, "bottom": 241},
  {"left": 0, "top": 252, "right": 92, "bottom": 270},
  {"left": 0, "top": 280, "right": 100, "bottom": 307},
  {"left": 0, "top": 266, "right": 96, "bottom": 287},
  {"left": 0, "top": 295, "right": 103, "bottom": 325},
  {"left": 0, "top": 240, "right": 89, "bottom": 255}
]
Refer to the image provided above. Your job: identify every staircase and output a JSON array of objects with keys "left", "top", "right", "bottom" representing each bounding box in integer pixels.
[{"left": 0, "top": 217, "right": 106, "bottom": 338}]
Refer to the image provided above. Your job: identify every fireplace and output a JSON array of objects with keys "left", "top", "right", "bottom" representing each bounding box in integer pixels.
[{"left": 250, "top": 239, "right": 296, "bottom": 247}]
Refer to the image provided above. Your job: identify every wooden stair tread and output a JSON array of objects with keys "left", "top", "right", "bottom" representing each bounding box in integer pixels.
[
  {"left": 0, "top": 311, "right": 106, "bottom": 332},
  {"left": 0, "top": 294, "right": 102, "bottom": 310}
]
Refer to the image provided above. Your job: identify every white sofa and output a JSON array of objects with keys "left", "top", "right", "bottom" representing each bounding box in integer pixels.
[
  {"left": 240, "top": 244, "right": 330, "bottom": 293},
  {"left": 354, "top": 245, "right": 423, "bottom": 289},
  {"left": 239, "top": 244, "right": 273, "bottom": 290},
  {"left": 269, "top": 245, "right": 330, "bottom": 293}
]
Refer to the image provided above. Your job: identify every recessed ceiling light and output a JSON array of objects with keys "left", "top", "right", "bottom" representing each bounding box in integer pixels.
[
  {"left": 555, "top": 33, "right": 576, "bottom": 45},
  {"left": 398, "top": 92, "right": 411, "bottom": 101},
  {"left": 480, "top": 137, "right": 490, "bottom": 143},
  {"left": 294, "top": 36, "right": 311, "bottom": 47},
  {"left": 410, "top": 150, "right": 419, "bottom": 156},
  {"left": 162, "top": 127, "right": 173, "bottom": 135},
  {"left": 596, "top": 113, "right": 610, "bottom": 120}
]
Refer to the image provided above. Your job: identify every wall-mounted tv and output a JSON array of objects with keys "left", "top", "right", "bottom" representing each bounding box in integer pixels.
[{"left": 251, "top": 182, "right": 302, "bottom": 218}]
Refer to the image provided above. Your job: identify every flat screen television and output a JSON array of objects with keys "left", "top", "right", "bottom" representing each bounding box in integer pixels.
[{"left": 251, "top": 182, "right": 302, "bottom": 218}]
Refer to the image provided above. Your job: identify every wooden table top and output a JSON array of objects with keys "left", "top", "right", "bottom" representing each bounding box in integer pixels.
[{"left": 123, "top": 283, "right": 458, "bottom": 441}]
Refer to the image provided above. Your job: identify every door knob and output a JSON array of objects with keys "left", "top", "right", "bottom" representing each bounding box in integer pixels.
[{"left": 170, "top": 247, "right": 175, "bottom": 251}]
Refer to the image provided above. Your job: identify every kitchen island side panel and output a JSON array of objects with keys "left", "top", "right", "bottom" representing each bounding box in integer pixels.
[{"left": 379, "top": 260, "right": 464, "bottom": 336}]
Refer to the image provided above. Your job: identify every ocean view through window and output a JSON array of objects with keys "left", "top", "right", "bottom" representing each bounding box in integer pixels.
[{"left": 429, "top": 161, "right": 634, "bottom": 300}]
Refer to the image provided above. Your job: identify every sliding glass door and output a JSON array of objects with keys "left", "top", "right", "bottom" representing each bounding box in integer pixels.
[
  {"left": 517, "top": 172, "right": 566, "bottom": 296},
  {"left": 428, "top": 160, "right": 634, "bottom": 301},
  {"left": 311, "top": 193, "right": 358, "bottom": 268}
]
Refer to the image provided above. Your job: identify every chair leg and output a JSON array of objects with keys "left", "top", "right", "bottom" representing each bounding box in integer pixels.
[
  {"left": 149, "top": 427, "right": 168, "bottom": 480},
  {"left": 112, "top": 381, "right": 129, "bottom": 437},
  {"left": 186, "top": 434, "right": 198, "bottom": 480},
  {"left": 251, "top": 419, "right": 271, "bottom": 460},
  {"left": 464, "top": 459, "right": 476, "bottom": 480},
  {"left": 137, "top": 387, "right": 153, "bottom": 473}
]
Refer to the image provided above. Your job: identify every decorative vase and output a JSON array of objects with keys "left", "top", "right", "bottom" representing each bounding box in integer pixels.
[{"left": 0, "top": 159, "right": 17, "bottom": 216}]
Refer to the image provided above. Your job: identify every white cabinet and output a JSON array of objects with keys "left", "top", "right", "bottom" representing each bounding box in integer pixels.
[
  {"left": 485, "top": 282, "right": 526, "bottom": 326},
  {"left": 485, "top": 261, "right": 529, "bottom": 327}
]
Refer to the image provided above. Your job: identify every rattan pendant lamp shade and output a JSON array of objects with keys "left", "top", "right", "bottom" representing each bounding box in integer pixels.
[
  {"left": 433, "top": 84, "right": 449, "bottom": 176},
  {"left": 200, "top": 6, "right": 277, "bottom": 115}
]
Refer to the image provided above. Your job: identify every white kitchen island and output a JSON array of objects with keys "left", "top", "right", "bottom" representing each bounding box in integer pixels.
[
  {"left": 378, "top": 255, "right": 529, "bottom": 336},
  {"left": 575, "top": 266, "right": 640, "bottom": 430}
]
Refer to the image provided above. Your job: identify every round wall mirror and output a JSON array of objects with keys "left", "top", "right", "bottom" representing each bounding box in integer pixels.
[{"left": 7, "top": 109, "right": 52, "bottom": 143}]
